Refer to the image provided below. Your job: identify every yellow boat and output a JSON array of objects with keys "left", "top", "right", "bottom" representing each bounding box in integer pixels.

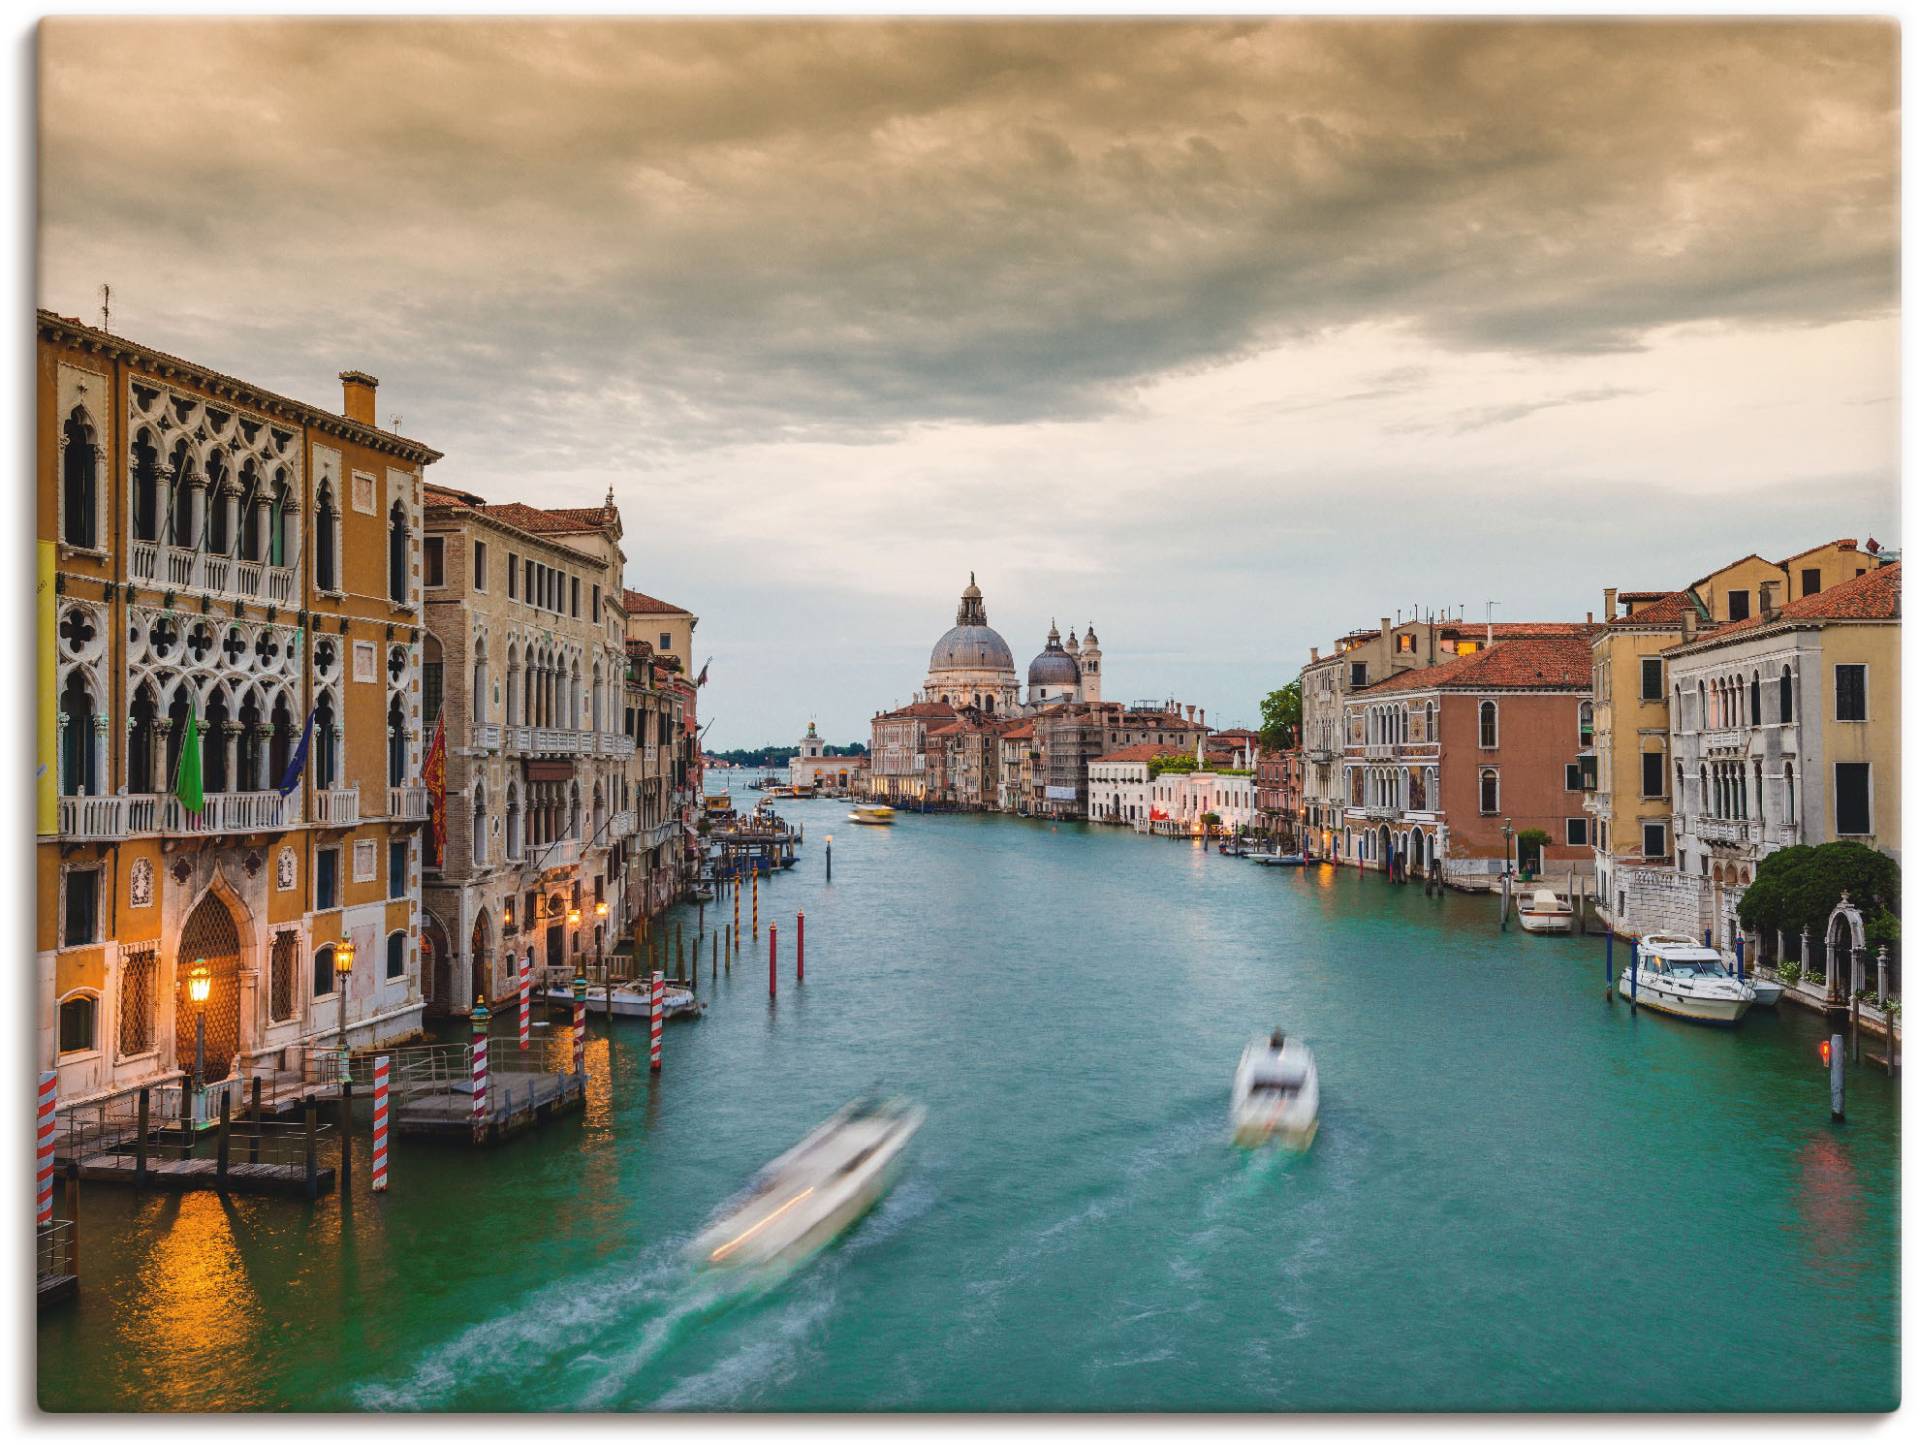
[{"left": 847, "top": 804, "right": 895, "bottom": 826}]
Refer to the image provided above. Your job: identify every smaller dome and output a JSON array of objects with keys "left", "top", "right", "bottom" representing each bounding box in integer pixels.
[{"left": 1028, "top": 641, "right": 1081, "bottom": 688}]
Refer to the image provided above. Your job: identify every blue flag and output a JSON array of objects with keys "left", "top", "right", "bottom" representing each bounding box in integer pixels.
[{"left": 276, "top": 708, "right": 316, "bottom": 798}]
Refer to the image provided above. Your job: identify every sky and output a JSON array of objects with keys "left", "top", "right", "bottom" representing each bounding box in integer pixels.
[{"left": 38, "top": 17, "right": 1900, "bottom": 749}]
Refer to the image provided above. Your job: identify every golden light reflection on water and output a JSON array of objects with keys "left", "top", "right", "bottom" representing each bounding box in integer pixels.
[{"left": 120, "top": 1193, "right": 267, "bottom": 1410}]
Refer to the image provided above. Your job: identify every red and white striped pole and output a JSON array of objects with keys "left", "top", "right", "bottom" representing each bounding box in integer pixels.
[
  {"left": 769, "top": 922, "right": 778, "bottom": 1000},
  {"left": 371, "top": 1055, "right": 390, "bottom": 1192},
  {"left": 797, "top": 911, "right": 805, "bottom": 984},
  {"left": 36, "top": 1071, "right": 57, "bottom": 1228},
  {"left": 572, "top": 972, "right": 588, "bottom": 1077},
  {"left": 517, "top": 951, "right": 531, "bottom": 1051},
  {"left": 470, "top": 998, "right": 491, "bottom": 1143},
  {"left": 649, "top": 971, "right": 663, "bottom": 1072}
]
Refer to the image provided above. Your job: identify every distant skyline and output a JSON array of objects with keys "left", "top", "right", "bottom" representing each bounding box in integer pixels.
[{"left": 40, "top": 18, "right": 1899, "bottom": 748}]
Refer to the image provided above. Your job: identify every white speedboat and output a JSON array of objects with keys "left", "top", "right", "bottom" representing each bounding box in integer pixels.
[
  {"left": 545, "top": 981, "right": 703, "bottom": 1020},
  {"left": 1747, "top": 975, "right": 1784, "bottom": 1007},
  {"left": 847, "top": 805, "right": 895, "bottom": 826},
  {"left": 1250, "top": 853, "right": 1307, "bottom": 867},
  {"left": 1517, "top": 888, "right": 1574, "bottom": 933},
  {"left": 1230, "top": 1031, "right": 1320, "bottom": 1150},
  {"left": 690, "top": 1097, "right": 925, "bottom": 1272},
  {"left": 1618, "top": 933, "right": 1756, "bottom": 1024}
]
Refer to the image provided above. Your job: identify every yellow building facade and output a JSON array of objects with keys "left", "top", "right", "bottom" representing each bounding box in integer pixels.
[{"left": 39, "top": 311, "right": 440, "bottom": 1106}]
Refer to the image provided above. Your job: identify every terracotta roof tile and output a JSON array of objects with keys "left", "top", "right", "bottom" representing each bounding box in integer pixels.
[
  {"left": 1680, "top": 562, "right": 1900, "bottom": 646},
  {"left": 623, "top": 588, "right": 690, "bottom": 616},
  {"left": 1614, "top": 590, "right": 1703, "bottom": 627},
  {"left": 1360, "top": 636, "right": 1595, "bottom": 694},
  {"left": 878, "top": 700, "right": 959, "bottom": 720},
  {"left": 1094, "top": 743, "right": 1185, "bottom": 764}
]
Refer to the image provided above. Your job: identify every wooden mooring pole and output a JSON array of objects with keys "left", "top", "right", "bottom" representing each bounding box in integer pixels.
[
  {"left": 303, "top": 1096, "right": 319, "bottom": 1201},
  {"left": 135, "top": 1087, "right": 150, "bottom": 1187},
  {"left": 216, "top": 1093, "right": 232, "bottom": 1194},
  {"left": 248, "top": 1076, "right": 263, "bottom": 1165}
]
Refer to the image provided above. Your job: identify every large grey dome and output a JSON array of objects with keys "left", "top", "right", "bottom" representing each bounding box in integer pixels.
[
  {"left": 1028, "top": 644, "right": 1081, "bottom": 687},
  {"left": 931, "top": 624, "right": 1015, "bottom": 673}
]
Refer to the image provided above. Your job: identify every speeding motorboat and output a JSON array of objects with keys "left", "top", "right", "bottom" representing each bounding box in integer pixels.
[
  {"left": 848, "top": 805, "right": 895, "bottom": 826},
  {"left": 1230, "top": 1031, "right": 1320, "bottom": 1150},
  {"left": 1517, "top": 888, "right": 1574, "bottom": 933},
  {"left": 690, "top": 1096, "right": 925, "bottom": 1271},
  {"left": 1618, "top": 933, "right": 1756, "bottom": 1024}
]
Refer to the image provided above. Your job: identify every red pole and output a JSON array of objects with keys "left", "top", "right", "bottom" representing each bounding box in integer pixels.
[
  {"left": 769, "top": 923, "right": 778, "bottom": 1000},
  {"left": 371, "top": 1055, "right": 390, "bottom": 1193},
  {"left": 797, "top": 911, "right": 805, "bottom": 983}
]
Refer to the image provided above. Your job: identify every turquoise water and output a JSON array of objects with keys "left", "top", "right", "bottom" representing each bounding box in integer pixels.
[{"left": 38, "top": 798, "right": 1899, "bottom": 1411}]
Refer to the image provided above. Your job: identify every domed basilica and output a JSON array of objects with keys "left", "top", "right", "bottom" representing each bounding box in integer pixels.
[{"left": 920, "top": 574, "right": 1102, "bottom": 715}]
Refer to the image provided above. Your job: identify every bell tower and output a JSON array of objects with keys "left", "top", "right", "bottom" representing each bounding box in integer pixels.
[{"left": 1080, "top": 622, "right": 1102, "bottom": 703}]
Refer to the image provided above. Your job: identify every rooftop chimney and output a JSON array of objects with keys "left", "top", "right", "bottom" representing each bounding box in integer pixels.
[
  {"left": 1680, "top": 610, "right": 1696, "bottom": 642},
  {"left": 1310, "top": 646, "right": 1320, "bottom": 662},
  {"left": 339, "top": 370, "right": 380, "bottom": 426},
  {"left": 1603, "top": 587, "right": 1618, "bottom": 621},
  {"left": 1760, "top": 581, "right": 1781, "bottom": 621},
  {"left": 1199, "top": 708, "right": 1206, "bottom": 728},
  {"left": 1586, "top": 610, "right": 1594, "bottom": 625}
]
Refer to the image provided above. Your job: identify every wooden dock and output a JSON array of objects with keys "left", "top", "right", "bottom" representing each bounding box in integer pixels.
[
  {"left": 73, "top": 1152, "right": 336, "bottom": 1196},
  {"left": 393, "top": 1068, "right": 585, "bottom": 1144}
]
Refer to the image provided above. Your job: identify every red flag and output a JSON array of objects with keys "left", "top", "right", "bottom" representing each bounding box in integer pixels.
[{"left": 423, "top": 711, "right": 447, "bottom": 866}]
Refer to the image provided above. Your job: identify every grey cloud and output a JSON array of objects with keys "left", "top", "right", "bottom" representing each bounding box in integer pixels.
[{"left": 38, "top": 18, "right": 1898, "bottom": 456}]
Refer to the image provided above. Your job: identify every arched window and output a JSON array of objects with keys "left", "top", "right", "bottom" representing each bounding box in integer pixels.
[
  {"left": 128, "top": 681, "right": 159, "bottom": 794},
  {"left": 1478, "top": 768, "right": 1498, "bottom": 814},
  {"left": 472, "top": 641, "right": 488, "bottom": 725},
  {"left": 505, "top": 643, "right": 520, "bottom": 726},
  {"left": 386, "top": 930, "right": 408, "bottom": 980},
  {"left": 58, "top": 669, "right": 97, "bottom": 796},
  {"left": 61, "top": 409, "right": 99, "bottom": 549},
  {"left": 268, "top": 692, "right": 294, "bottom": 789},
  {"left": 1425, "top": 701, "right": 1436, "bottom": 742},
  {"left": 1779, "top": 666, "right": 1794, "bottom": 724},
  {"left": 387, "top": 694, "right": 407, "bottom": 787},
  {"left": 270, "top": 469, "right": 294, "bottom": 568},
  {"left": 236, "top": 459, "right": 262, "bottom": 562},
  {"left": 1697, "top": 680, "right": 1707, "bottom": 730},
  {"left": 1478, "top": 700, "right": 1498, "bottom": 749},
  {"left": 131, "top": 428, "right": 161, "bottom": 544},
  {"left": 204, "top": 451, "right": 231, "bottom": 555},
  {"left": 1578, "top": 700, "right": 1594, "bottom": 746},
  {"left": 313, "top": 942, "right": 336, "bottom": 1000},
  {"left": 472, "top": 784, "right": 488, "bottom": 867},
  {"left": 1749, "top": 673, "right": 1761, "bottom": 725},
  {"left": 506, "top": 783, "right": 522, "bottom": 860},
  {"left": 202, "top": 687, "right": 231, "bottom": 795},
  {"left": 1783, "top": 762, "right": 1796, "bottom": 825},
  {"left": 315, "top": 479, "right": 339, "bottom": 592},
  {"left": 237, "top": 689, "right": 264, "bottom": 791},
  {"left": 388, "top": 500, "right": 409, "bottom": 603},
  {"left": 57, "top": 994, "right": 97, "bottom": 1054},
  {"left": 313, "top": 689, "right": 339, "bottom": 789}
]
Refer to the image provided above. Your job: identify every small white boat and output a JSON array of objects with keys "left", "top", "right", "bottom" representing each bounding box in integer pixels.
[
  {"left": 545, "top": 982, "right": 703, "bottom": 1020},
  {"left": 1747, "top": 975, "right": 1784, "bottom": 1007},
  {"left": 1618, "top": 933, "right": 1755, "bottom": 1025},
  {"left": 1230, "top": 1031, "right": 1320, "bottom": 1150},
  {"left": 1517, "top": 888, "right": 1575, "bottom": 934},
  {"left": 1249, "top": 852, "right": 1307, "bottom": 867},
  {"left": 690, "top": 1096, "right": 925, "bottom": 1272},
  {"left": 848, "top": 805, "right": 895, "bottom": 826}
]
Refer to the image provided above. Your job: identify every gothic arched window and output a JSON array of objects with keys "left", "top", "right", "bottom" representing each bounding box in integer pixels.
[{"left": 61, "top": 409, "right": 99, "bottom": 550}]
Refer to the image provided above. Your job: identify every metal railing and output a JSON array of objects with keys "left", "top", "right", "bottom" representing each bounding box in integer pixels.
[{"left": 37, "top": 1221, "right": 75, "bottom": 1283}]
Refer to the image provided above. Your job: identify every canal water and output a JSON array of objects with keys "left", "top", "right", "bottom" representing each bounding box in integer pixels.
[{"left": 39, "top": 797, "right": 1899, "bottom": 1411}]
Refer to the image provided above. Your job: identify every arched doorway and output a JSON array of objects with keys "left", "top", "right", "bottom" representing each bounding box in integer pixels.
[
  {"left": 175, "top": 892, "right": 243, "bottom": 1083},
  {"left": 422, "top": 911, "right": 453, "bottom": 1017},
  {"left": 1378, "top": 824, "right": 1393, "bottom": 876},
  {"left": 469, "top": 909, "right": 493, "bottom": 1008}
]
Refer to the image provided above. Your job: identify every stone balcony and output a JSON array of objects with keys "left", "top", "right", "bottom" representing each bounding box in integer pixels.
[
  {"left": 608, "top": 809, "right": 637, "bottom": 840},
  {"left": 58, "top": 790, "right": 300, "bottom": 840},
  {"left": 128, "top": 542, "right": 296, "bottom": 607},
  {"left": 1702, "top": 728, "right": 1750, "bottom": 754},
  {"left": 531, "top": 727, "right": 594, "bottom": 757},
  {"left": 1697, "top": 816, "right": 1751, "bottom": 846},
  {"left": 388, "top": 785, "right": 431, "bottom": 822},
  {"left": 474, "top": 723, "right": 502, "bottom": 753},
  {"left": 311, "top": 786, "right": 360, "bottom": 828}
]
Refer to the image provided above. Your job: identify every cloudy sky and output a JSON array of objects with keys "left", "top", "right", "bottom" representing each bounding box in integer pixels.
[{"left": 39, "top": 18, "right": 1899, "bottom": 748}]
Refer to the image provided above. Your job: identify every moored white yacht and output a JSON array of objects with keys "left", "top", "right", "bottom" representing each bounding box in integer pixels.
[
  {"left": 545, "top": 980, "right": 703, "bottom": 1020},
  {"left": 1618, "top": 933, "right": 1756, "bottom": 1024},
  {"left": 690, "top": 1096, "right": 925, "bottom": 1272},
  {"left": 1230, "top": 1031, "right": 1320, "bottom": 1150},
  {"left": 1517, "top": 888, "right": 1574, "bottom": 933}
]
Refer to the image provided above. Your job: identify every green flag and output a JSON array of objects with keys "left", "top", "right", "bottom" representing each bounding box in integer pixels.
[{"left": 174, "top": 700, "right": 204, "bottom": 814}]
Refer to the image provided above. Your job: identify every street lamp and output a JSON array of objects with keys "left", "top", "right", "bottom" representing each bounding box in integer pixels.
[
  {"left": 335, "top": 937, "right": 356, "bottom": 1081},
  {"left": 1502, "top": 818, "right": 1515, "bottom": 877},
  {"left": 186, "top": 960, "right": 211, "bottom": 1101}
]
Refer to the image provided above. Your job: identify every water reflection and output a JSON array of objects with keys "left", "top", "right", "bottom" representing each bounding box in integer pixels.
[
  {"left": 121, "top": 1193, "right": 267, "bottom": 1409},
  {"left": 1793, "top": 1131, "right": 1867, "bottom": 1281}
]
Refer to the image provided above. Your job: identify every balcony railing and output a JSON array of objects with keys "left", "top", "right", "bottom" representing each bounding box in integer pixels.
[
  {"left": 1697, "top": 816, "right": 1750, "bottom": 845},
  {"left": 475, "top": 723, "right": 502, "bottom": 752},
  {"left": 127, "top": 542, "right": 295, "bottom": 606},
  {"left": 59, "top": 794, "right": 132, "bottom": 841},
  {"left": 312, "top": 786, "right": 360, "bottom": 827},
  {"left": 601, "top": 731, "right": 634, "bottom": 756},
  {"left": 389, "top": 785, "right": 431, "bottom": 821},
  {"left": 532, "top": 727, "right": 593, "bottom": 756},
  {"left": 608, "top": 809, "right": 637, "bottom": 840},
  {"left": 1702, "top": 729, "right": 1748, "bottom": 754},
  {"left": 505, "top": 725, "right": 532, "bottom": 753}
]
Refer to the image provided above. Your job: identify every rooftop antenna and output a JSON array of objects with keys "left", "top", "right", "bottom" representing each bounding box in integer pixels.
[
  {"left": 389, "top": 415, "right": 404, "bottom": 432},
  {"left": 99, "top": 284, "right": 110, "bottom": 334}
]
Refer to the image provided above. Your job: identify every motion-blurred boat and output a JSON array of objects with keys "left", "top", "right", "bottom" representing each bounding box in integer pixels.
[
  {"left": 690, "top": 1096, "right": 925, "bottom": 1271},
  {"left": 848, "top": 805, "right": 895, "bottom": 826},
  {"left": 1231, "top": 1031, "right": 1319, "bottom": 1150}
]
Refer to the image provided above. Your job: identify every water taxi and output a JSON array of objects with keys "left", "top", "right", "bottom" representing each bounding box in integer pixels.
[
  {"left": 545, "top": 980, "right": 703, "bottom": 1020},
  {"left": 847, "top": 804, "right": 896, "bottom": 826},
  {"left": 704, "top": 791, "right": 733, "bottom": 815},
  {"left": 1230, "top": 1031, "right": 1320, "bottom": 1150},
  {"left": 1517, "top": 888, "right": 1575, "bottom": 934},
  {"left": 690, "top": 1096, "right": 925, "bottom": 1272},
  {"left": 1618, "top": 933, "right": 1756, "bottom": 1024}
]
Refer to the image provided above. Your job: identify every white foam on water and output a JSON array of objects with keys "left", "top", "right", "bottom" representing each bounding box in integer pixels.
[
  {"left": 645, "top": 1285, "right": 840, "bottom": 1410},
  {"left": 355, "top": 1242, "right": 687, "bottom": 1411}
]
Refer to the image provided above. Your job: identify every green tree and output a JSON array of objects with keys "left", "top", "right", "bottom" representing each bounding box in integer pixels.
[
  {"left": 1259, "top": 681, "right": 1302, "bottom": 750},
  {"left": 1737, "top": 842, "right": 1900, "bottom": 950}
]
